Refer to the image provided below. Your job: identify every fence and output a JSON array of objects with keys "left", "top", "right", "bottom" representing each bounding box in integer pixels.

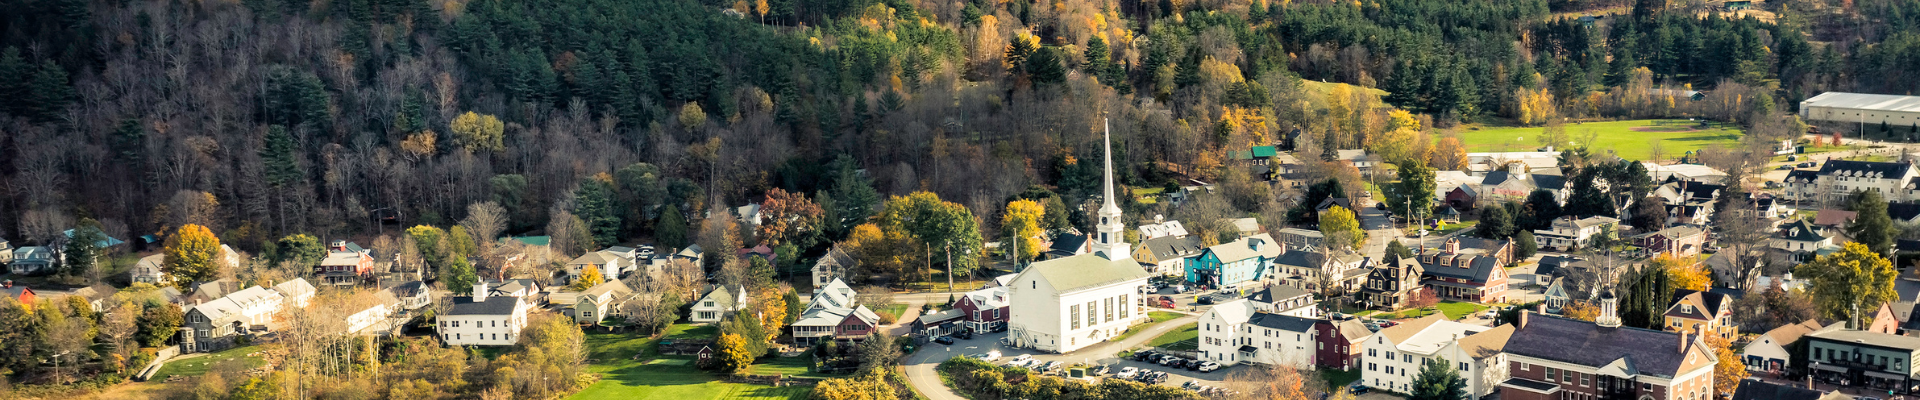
[{"left": 722, "top": 374, "right": 827, "bottom": 387}]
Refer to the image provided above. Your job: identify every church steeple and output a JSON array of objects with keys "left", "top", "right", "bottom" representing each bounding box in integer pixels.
[{"left": 1092, "top": 118, "right": 1131, "bottom": 260}]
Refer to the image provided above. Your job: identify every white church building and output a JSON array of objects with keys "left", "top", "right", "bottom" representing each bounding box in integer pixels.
[{"left": 1007, "top": 120, "right": 1154, "bottom": 354}]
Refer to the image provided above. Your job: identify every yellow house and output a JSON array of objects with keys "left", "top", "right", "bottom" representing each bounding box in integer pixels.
[{"left": 1664, "top": 289, "right": 1737, "bottom": 340}]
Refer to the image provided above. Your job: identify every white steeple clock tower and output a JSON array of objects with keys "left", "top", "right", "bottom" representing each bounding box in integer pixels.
[{"left": 1091, "top": 118, "right": 1132, "bottom": 261}]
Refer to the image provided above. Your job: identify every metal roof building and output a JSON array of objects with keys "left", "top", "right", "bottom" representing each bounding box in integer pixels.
[{"left": 1799, "top": 92, "right": 1920, "bottom": 126}]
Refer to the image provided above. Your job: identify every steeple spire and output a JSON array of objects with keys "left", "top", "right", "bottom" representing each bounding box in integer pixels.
[{"left": 1092, "top": 118, "right": 1131, "bottom": 260}]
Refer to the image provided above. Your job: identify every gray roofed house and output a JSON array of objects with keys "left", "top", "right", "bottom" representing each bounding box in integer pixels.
[
  {"left": 1230, "top": 218, "right": 1262, "bottom": 235},
  {"left": 386, "top": 281, "right": 432, "bottom": 311},
  {"left": 1273, "top": 228, "right": 1324, "bottom": 249},
  {"left": 1247, "top": 284, "right": 1317, "bottom": 317},
  {"left": 573, "top": 279, "right": 634, "bottom": 324},
  {"left": 1246, "top": 312, "right": 1317, "bottom": 333},
  {"left": 446, "top": 295, "right": 523, "bottom": 316},
  {"left": 1046, "top": 233, "right": 1091, "bottom": 259},
  {"left": 273, "top": 278, "right": 316, "bottom": 308},
  {"left": 690, "top": 285, "right": 747, "bottom": 324},
  {"left": 9, "top": 246, "right": 53, "bottom": 275},
  {"left": 812, "top": 245, "right": 858, "bottom": 288},
  {"left": 1504, "top": 314, "right": 1713, "bottom": 380}
]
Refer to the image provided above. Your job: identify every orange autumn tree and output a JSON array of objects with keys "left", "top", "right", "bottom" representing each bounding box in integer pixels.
[{"left": 1706, "top": 335, "right": 1748, "bottom": 396}]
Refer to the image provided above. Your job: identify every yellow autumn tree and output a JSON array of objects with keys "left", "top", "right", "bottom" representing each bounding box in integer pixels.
[
  {"left": 1002, "top": 199, "right": 1045, "bottom": 262},
  {"left": 1707, "top": 335, "right": 1748, "bottom": 396},
  {"left": 400, "top": 130, "right": 438, "bottom": 161},
  {"left": 1431, "top": 136, "right": 1469, "bottom": 170},
  {"left": 756, "top": 288, "right": 788, "bottom": 342},
  {"left": 714, "top": 333, "right": 754, "bottom": 373},
  {"left": 1561, "top": 301, "right": 1598, "bottom": 322},
  {"left": 569, "top": 266, "right": 604, "bottom": 291},
  {"left": 1513, "top": 87, "right": 1557, "bottom": 126},
  {"left": 449, "top": 111, "right": 505, "bottom": 153},
  {"left": 1659, "top": 254, "right": 1710, "bottom": 291},
  {"left": 162, "top": 224, "right": 223, "bottom": 287}
]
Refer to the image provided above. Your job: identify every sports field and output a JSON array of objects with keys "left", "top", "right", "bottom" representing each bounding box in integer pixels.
[{"left": 1455, "top": 119, "right": 1744, "bottom": 161}]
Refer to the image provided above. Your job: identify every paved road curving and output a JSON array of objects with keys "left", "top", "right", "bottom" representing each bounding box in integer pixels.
[{"left": 899, "top": 313, "right": 1201, "bottom": 400}]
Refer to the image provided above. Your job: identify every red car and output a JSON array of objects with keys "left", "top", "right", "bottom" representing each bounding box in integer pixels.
[{"left": 1156, "top": 296, "right": 1176, "bottom": 308}]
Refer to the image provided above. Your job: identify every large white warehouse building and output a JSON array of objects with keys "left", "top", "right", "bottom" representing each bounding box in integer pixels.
[{"left": 1799, "top": 92, "right": 1920, "bottom": 126}]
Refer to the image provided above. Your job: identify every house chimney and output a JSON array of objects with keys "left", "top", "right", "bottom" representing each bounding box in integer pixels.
[
  {"left": 1678, "top": 327, "right": 1690, "bottom": 354},
  {"left": 473, "top": 279, "right": 489, "bottom": 301},
  {"left": 1519, "top": 309, "right": 1529, "bottom": 329}
]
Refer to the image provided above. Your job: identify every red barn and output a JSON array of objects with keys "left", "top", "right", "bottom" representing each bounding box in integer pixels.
[
  {"left": 953, "top": 286, "right": 1010, "bottom": 333},
  {"left": 2, "top": 281, "right": 34, "bottom": 309},
  {"left": 1314, "top": 318, "right": 1373, "bottom": 370}
]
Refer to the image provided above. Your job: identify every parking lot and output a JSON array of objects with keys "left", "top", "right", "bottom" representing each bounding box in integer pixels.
[{"left": 917, "top": 329, "right": 1239, "bottom": 394}]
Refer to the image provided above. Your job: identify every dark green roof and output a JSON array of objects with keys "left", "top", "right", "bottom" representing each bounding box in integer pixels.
[
  {"left": 1251, "top": 146, "right": 1277, "bottom": 158},
  {"left": 505, "top": 236, "right": 551, "bottom": 246}
]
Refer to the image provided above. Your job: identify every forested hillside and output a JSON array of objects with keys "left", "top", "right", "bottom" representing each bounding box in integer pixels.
[{"left": 0, "top": 0, "right": 1914, "bottom": 256}]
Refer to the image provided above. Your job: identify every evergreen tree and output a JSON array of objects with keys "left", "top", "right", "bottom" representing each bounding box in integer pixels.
[
  {"left": 26, "top": 59, "right": 74, "bottom": 122},
  {"left": 574, "top": 177, "right": 622, "bottom": 247},
  {"left": 1605, "top": 46, "right": 1636, "bottom": 87},
  {"left": 1515, "top": 231, "right": 1538, "bottom": 259},
  {"left": 1384, "top": 240, "right": 1414, "bottom": 266},
  {"left": 1083, "top": 36, "right": 1112, "bottom": 77},
  {"left": 1845, "top": 190, "right": 1899, "bottom": 256},
  {"left": 1523, "top": 190, "right": 1563, "bottom": 230},
  {"left": 1004, "top": 38, "right": 1035, "bottom": 78},
  {"left": 1477, "top": 205, "right": 1514, "bottom": 239},
  {"left": 1027, "top": 47, "right": 1067, "bottom": 84},
  {"left": 0, "top": 47, "right": 28, "bottom": 116},
  {"left": 656, "top": 205, "right": 689, "bottom": 249},
  {"left": 64, "top": 223, "right": 106, "bottom": 278},
  {"left": 1409, "top": 356, "right": 1469, "bottom": 400},
  {"left": 262, "top": 125, "right": 303, "bottom": 188}
]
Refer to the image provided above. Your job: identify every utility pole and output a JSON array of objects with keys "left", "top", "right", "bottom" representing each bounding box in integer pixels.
[{"left": 946, "top": 243, "right": 954, "bottom": 295}]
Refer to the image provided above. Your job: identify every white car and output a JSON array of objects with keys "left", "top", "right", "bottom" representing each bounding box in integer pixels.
[
  {"left": 1115, "top": 366, "right": 1139, "bottom": 379},
  {"left": 1011, "top": 354, "right": 1032, "bottom": 364},
  {"left": 980, "top": 350, "right": 1001, "bottom": 361}
]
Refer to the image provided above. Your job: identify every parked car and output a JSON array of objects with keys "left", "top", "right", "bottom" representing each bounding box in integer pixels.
[
  {"left": 952, "top": 329, "right": 973, "bottom": 340},
  {"left": 1132, "top": 351, "right": 1156, "bottom": 361},
  {"left": 1042, "top": 361, "right": 1063, "bottom": 372},
  {"left": 1090, "top": 365, "right": 1109, "bottom": 375},
  {"left": 1184, "top": 360, "right": 1202, "bottom": 371},
  {"left": 933, "top": 336, "right": 955, "bottom": 345},
  {"left": 1777, "top": 165, "right": 1794, "bottom": 170},
  {"left": 981, "top": 350, "right": 1001, "bottom": 361},
  {"left": 1115, "top": 367, "right": 1139, "bottom": 379},
  {"left": 1198, "top": 362, "right": 1222, "bottom": 372},
  {"left": 1379, "top": 320, "right": 1399, "bottom": 328},
  {"left": 1349, "top": 382, "right": 1371, "bottom": 394},
  {"left": 1132, "top": 369, "right": 1153, "bottom": 382},
  {"left": 1011, "top": 354, "right": 1032, "bottom": 365}
]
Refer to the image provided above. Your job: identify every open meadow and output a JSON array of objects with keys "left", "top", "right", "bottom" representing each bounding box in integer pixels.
[{"left": 1455, "top": 119, "right": 1744, "bottom": 161}]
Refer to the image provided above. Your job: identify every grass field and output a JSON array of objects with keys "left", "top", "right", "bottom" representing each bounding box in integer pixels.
[
  {"left": 1147, "top": 323, "right": 1200, "bottom": 351},
  {"left": 872, "top": 304, "right": 910, "bottom": 323},
  {"left": 1436, "top": 301, "right": 1490, "bottom": 320},
  {"left": 1320, "top": 368, "right": 1362, "bottom": 388},
  {"left": 150, "top": 345, "right": 266, "bottom": 382},
  {"left": 1111, "top": 312, "right": 1189, "bottom": 343},
  {"left": 1456, "top": 119, "right": 1743, "bottom": 161},
  {"left": 572, "top": 333, "right": 813, "bottom": 400}
]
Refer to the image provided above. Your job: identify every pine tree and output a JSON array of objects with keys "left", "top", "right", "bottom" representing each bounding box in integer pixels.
[
  {"left": 1845, "top": 190, "right": 1899, "bottom": 256},
  {"left": 574, "top": 177, "right": 622, "bottom": 247},
  {"left": 1028, "top": 47, "right": 1067, "bottom": 84},
  {"left": 26, "top": 59, "right": 74, "bottom": 121},
  {"left": 262, "top": 125, "right": 303, "bottom": 188},
  {"left": 0, "top": 47, "right": 29, "bottom": 116},
  {"left": 656, "top": 205, "right": 689, "bottom": 249},
  {"left": 1409, "top": 356, "right": 1468, "bottom": 400},
  {"left": 1605, "top": 46, "right": 1636, "bottom": 87}
]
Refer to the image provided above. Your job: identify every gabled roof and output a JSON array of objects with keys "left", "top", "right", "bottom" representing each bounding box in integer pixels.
[
  {"left": 1336, "top": 319, "right": 1374, "bottom": 342},
  {"left": 815, "top": 245, "right": 856, "bottom": 270},
  {"left": 226, "top": 286, "right": 283, "bottom": 310},
  {"left": 1891, "top": 203, "right": 1920, "bottom": 222},
  {"left": 321, "top": 251, "right": 368, "bottom": 267},
  {"left": 1248, "top": 285, "right": 1313, "bottom": 305},
  {"left": 1048, "top": 233, "right": 1090, "bottom": 254},
  {"left": 1245, "top": 312, "right": 1317, "bottom": 333},
  {"left": 1665, "top": 289, "right": 1730, "bottom": 320},
  {"left": 189, "top": 298, "right": 248, "bottom": 323},
  {"left": 1778, "top": 219, "right": 1827, "bottom": 242},
  {"left": 1139, "top": 236, "right": 1205, "bottom": 260},
  {"left": 1905, "top": 304, "right": 1920, "bottom": 332},
  {"left": 811, "top": 278, "right": 856, "bottom": 310},
  {"left": 915, "top": 308, "right": 966, "bottom": 325},
  {"left": 1208, "top": 299, "right": 1257, "bottom": 326},
  {"left": 569, "top": 251, "right": 621, "bottom": 265},
  {"left": 1015, "top": 252, "right": 1150, "bottom": 294},
  {"left": 1505, "top": 314, "right": 1702, "bottom": 378},
  {"left": 273, "top": 278, "right": 315, "bottom": 299},
  {"left": 849, "top": 305, "right": 881, "bottom": 325},
  {"left": 1785, "top": 169, "right": 1821, "bottom": 183},
  {"left": 1457, "top": 324, "right": 1516, "bottom": 360},
  {"left": 1207, "top": 234, "right": 1285, "bottom": 264},
  {"left": 1813, "top": 210, "right": 1858, "bottom": 227},
  {"left": 697, "top": 285, "right": 743, "bottom": 310},
  {"left": 1759, "top": 319, "right": 1825, "bottom": 346},
  {"left": 1730, "top": 379, "right": 1828, "bottom": 400},
  {"left": 1817, "top": 159, "right": 1914, "bottom": 179},
  {"left": 1420, "top": 255, "right": 1503, "bottom": 282},
  {"left": 581, "top": 279, "right": 633, "bottom": 302},
  {"left": 388, "top": 281, "right": 429, "bottom": 298},
  {"left": 1316, "top": 197, "right": 1354, "bottom": 211},
  {"left": 1377, "top": 314, "right": 1448, "bottom": 345},
  {"left": 963, "top": 286, "right": 1010, "bottom": 309},
  {"left": 447, "top": 296, "right": 521, "bottom": 316}
]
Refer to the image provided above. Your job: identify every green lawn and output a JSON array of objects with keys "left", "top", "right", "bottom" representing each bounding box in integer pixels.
[
  {"left": 667, "top": 324, "right": 718, "bottom": 339},
  {"left": 574, "top": 333, "right": 813, "bottom": 400},
  {"left": 872, "top": 304, "right": 910, "bottom": 323},
  {"left": 1431, "top": 220, "right": 1477, "bottom": 236},
  {"left": 150, "top": 345, "right": 267, "bottom": 382},
  {"left": 746, "top": 354, "right": 833, "bottom": 378},
  {"left": 1455, "top": 119, "right": 1743, "bottom": 161},
  {"left": 1112, "top": 312, "right": 1189, "bottom": 343},
  {"left": 1147, "top": 322, "right": 1200, "bottom": 351},
  {"left": 1436, "top": 301, "right": 1490, "bottom": 320},
  {"left": 1320, "top": 368, "right": 1363, "bottom": 388}
]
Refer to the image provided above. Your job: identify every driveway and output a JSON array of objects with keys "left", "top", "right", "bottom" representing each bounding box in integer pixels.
[{"left": 901, "top": 314, "right": 1203, "bottom": 399}]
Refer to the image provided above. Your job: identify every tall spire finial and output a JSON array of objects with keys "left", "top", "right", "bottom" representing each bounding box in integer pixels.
[
  {"left": 1102, "top": 118, "right": 1118, "bottom": 213},
  {"left": 1092, "top": 118, "right": 1131, "bottom": 260}
]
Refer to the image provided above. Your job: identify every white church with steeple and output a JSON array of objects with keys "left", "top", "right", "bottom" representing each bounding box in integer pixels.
[{"left": 1006, "top": 119, "right": 1153, "bottom": 353}]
